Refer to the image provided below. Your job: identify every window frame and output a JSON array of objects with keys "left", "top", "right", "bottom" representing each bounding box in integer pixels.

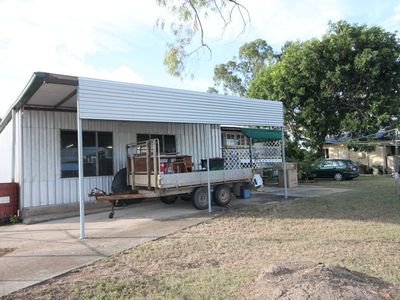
[
  {"left": 60, "top": 130, "right": 113, "bottom": 178},
  {"left": 222, "top": 132, "right": 249, "bottom": 147},
  {"left": 136, "top": 133, "right": 176, "bottom": 154}
]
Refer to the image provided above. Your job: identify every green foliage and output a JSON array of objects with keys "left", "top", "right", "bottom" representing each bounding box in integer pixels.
[
  {"left": 297, "top": 155, "right": 322, "bottom": 181},
  {"left": 206, "top": 86, "right": 219, "bottom": 94},
  {"left": 163, "top": 44, "right": 186, "bottom": 77},
  {"left": 156, "top": 0, "right": 249, "bottom": 78},
  {"left": 9, "top": 214, "right": 20, "bottom": 224},
  {"left": 248, "top": 21, "right": 400, "bottom": 151},
  {"left": 212, "top": 39, "right": 274, "bottom": 96},
  {"left": 285, "top": 138, "right": 322, "bottom": 181},
  {"left": 285, "top": 139, "right": 307, "bottom": 162}
]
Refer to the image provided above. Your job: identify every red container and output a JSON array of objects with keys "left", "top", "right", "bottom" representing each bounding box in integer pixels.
[
  {"left": 0, "top": 183, "right": 19, "bottom": 222},
  {"left": 160, "top": 163, "right": 166, "bottom": 174}
]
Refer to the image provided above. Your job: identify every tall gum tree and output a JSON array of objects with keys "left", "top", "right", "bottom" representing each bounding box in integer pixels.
[
  {"left": 156, "top": 0, "right": 249, "bottom": 78},
  {"left": 212, "top": 39, "right": 274, "bottom": 96}
]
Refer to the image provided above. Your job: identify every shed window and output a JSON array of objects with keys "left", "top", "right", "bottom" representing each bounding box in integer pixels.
[
  {"left": 61, "top": 130, "right": 113, "bottom": 178},
  {"left": 137, "top": 134, "right": 176, "bottom": 154}
]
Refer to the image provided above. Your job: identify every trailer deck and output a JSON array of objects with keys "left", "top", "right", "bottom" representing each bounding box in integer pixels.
[{"left": 89, "top": 139, "right": 274, "bottom": 218}]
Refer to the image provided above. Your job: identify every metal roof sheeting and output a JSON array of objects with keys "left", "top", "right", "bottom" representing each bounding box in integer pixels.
[{"left": 78, "top": 77, "right": 283, "bottom": 127}]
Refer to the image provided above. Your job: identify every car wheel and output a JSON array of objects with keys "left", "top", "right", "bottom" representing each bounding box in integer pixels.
[{"left": 334, "top": 172, "right": 343, "bottom": 181}]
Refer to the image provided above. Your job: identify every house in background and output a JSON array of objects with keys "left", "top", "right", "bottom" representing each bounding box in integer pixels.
[{"left": 323, "top": 133, "right": 399, "bottom": 174}]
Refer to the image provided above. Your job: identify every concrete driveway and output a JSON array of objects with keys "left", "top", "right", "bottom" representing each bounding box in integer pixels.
[
  {"left": 0, "top": 198, "right": 213, "bottom": 297},
  {"left": 0, "top": 184, "right": 348, "bottom": 297}
]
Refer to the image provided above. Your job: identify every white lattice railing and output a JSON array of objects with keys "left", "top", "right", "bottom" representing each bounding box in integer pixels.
[{"left": 222, "top": 140, "right": 282, "bottom": 170}]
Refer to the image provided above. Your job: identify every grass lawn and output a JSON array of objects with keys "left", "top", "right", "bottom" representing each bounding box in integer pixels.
[{"left": 8, "top": 176, "right": 400, "bottom": 299}]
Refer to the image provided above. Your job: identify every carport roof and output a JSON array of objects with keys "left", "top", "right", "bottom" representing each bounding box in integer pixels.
[
  {"left": 0, "top": 72, "right": 78, "bottom": 132},
  {"left": 0, "top": 71, "right": 284, "bottom": 132}
]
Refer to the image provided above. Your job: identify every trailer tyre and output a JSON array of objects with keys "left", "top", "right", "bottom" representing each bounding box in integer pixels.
[
  {"left": 161, "top": 196, "right": 177, "bottom": 204},
  {"left": 214, "top": 185, "right": 231, "bottom": 206},
  {"left": 111, "top": 168, "right": 131, "bottom": 193},
  {"left": 192, "top": 187, "right": 209, "bottom": 210}
]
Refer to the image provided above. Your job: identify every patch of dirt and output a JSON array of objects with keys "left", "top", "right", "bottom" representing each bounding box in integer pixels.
[
  {"left": 0, "top": 248, "right": 15, "bottom": 257},
  {"left": 254, "top": 262, "right": 400, "bottom": 300}
]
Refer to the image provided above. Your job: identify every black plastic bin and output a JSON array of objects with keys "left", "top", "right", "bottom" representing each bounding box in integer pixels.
[{"left": 201, "top": 158, "right": 224, "bottom": 170}]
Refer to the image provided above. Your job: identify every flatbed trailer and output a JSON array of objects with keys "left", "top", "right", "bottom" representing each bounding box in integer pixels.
[{"left": 89, "top": 139, "right": 254, "bottom": 218}]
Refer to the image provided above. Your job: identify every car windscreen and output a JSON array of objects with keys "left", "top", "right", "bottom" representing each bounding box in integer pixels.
[{"left": 344, "top": 160, "right": 357, "bottom": 166}]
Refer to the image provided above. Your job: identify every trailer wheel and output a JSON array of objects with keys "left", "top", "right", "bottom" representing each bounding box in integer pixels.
[
  {"left": 192, "top": 187, "right": 209, "bottom": 210},
  {"left": 161, "top": 196, "right": 177, "bottom": 204},
  {"left": 111, "top": 168, "right": 131, "bottom": 193},
  {"left": 108, "top": 212, "right": 114, "bottom": 219},
  {"left": 214, "top": 185, "right": 231, "bottom": 206}
]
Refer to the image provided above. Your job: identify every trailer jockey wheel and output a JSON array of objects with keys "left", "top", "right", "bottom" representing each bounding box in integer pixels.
[
  {"left": 214, "top": 185, "right": 231, "bottom": 206},
  {"left": 192, "top": 187, "right": 209, "bottom": 210},
  {"left": 161, "top": 196, "right": 177, "bottom": 204},
  {"left": 108, "top": 200, "right": 116, "bottom": 219}
]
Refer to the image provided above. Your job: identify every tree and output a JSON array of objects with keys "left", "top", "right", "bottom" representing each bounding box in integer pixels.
[
  {"left": 156, "top": 0, "right": 249, "bottom": 77},
  {"left": 206, "top": 86, "right": 219, "bottom": 94},
  {"left": 248, "top": 21, "right": 400, "bottom": 153},
  {"left": 211, "top": 39, "right": 274, "bottom": 96}
]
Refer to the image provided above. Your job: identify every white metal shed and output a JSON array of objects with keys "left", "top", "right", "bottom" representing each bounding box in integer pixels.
[{"left": 0, "top": 72, "right": 287, "bottom": 239}]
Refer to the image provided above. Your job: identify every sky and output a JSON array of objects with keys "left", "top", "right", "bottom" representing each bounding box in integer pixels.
[{"left": 0, "top": 0, "right": 399, "bottom": 117}]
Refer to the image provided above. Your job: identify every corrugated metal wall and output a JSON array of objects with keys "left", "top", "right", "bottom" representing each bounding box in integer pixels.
[
  {"left": 78, "top": 77, "right": 284, "bottom": 127},
  {"left": 21, "top": 110, "right": 221, "bottom": 208}
]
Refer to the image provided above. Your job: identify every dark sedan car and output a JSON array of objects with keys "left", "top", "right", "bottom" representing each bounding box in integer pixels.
[{"left": 310, "top": 159, "right": 359, "bottom": 181}]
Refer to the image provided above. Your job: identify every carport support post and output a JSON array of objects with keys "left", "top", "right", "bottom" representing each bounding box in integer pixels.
[
  {"left": 77, "top": 97, "right": 85, "bottom": 239},
  {"left": 281, "top": 127, "right": 288, "bottom": 199},
  {"left": 207, "top": 124, "right": 212, "bottom": 213},
  {"left": 395, "top": 129, "right": 399, "bottom": 200},
  {"left": 11, "top": 109, "right": 16, "bottom": 182}
]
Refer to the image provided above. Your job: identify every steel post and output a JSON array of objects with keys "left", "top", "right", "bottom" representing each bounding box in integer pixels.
[
  {"left": 77, "top": 88, "right": 85, "bottom": 239},
  {"left": 207, "top": 124, "right": 212, "bottom": 213},
  {"left": 395, "top": 129, "right": 399, "bottom": 200},
  {"left": 281, "top": 127, "right": 288, "bottom": 199},
  {"left": 11, "top": 109, "right": 16, "bottom": 182}
]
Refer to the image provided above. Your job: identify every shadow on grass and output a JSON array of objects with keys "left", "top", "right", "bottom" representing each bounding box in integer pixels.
[{"left": 237, "top": 176, "right": 400, "bottom": 224}]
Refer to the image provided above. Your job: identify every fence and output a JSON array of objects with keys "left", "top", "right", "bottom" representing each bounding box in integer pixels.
[{"left": 222, "top": 140, "right": 282, "bottom": 170}]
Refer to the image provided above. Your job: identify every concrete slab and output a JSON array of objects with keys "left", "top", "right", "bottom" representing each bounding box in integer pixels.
[
  {"left": 0, "top": 184, "right": 345, "bottom": 297},
  {"left": 0, "top": 199, "right": 209, "bottom": 297}
]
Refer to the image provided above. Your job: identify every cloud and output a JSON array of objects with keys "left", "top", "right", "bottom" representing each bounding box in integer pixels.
[
  {"left": 199, "top": 0, "right": 343, "bottom": 47},
  {"left": 384, "top": 3, "right": 400, "bottom": 32},
  {"left": 0, "top": 0, "right": 397, "bottom": 118},
  {"left": 0, "top": 0, "right": 161, "bottom": 116},
  {"left": 81, "top": 65, "right": 144, "bottom": 84}
]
